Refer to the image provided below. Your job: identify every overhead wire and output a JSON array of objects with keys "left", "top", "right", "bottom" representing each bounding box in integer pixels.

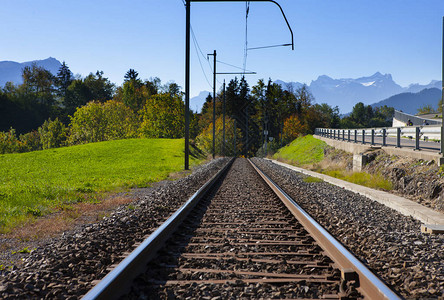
[
  {"left": 216, "top": 59, "right": 254, "bottom": 73},
  {"left": 180, "top": 0, "right": 213, "bottom": 89}
]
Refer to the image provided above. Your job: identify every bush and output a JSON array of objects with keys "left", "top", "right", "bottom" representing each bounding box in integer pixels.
[
  {"left": 38, "top": 118, "right": 67, "bottom": 149},
  {"left": 195, "top": 116, "right": 239, "bottom": 156},
  {"left": 69, "top": 100, "right": 138, "bottom": 145},
  {"left": 19, "top": 131, "right": 42, "bottom": 152},
  {"left": 0, "top": 128, "right": 21, "bottom": 154},
  {"left": 139, "top": 93, "right": 184, "bottom": 138},
  {"left": 282, "top": 115, "right": 307, "bottom": 145}
]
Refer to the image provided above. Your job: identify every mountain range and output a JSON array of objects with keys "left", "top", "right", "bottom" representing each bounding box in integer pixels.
[
  {"left": 0, "top": 58, "right": 440, "bottom": 115},
  {"left": 0, "top": 57, "right": 62, "bottom": 87},
  {"left": 275, "top": 73, "right": 442, "bottom": 113},
  {"left": 370, "top": 88, "right": 442, "bottom": 115}
]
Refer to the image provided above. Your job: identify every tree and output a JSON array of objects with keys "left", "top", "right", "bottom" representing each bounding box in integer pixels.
[
  {"left": 64, "top": 79, "right": 93, "bottom": 114},
  {"left": 38, "top": 118, "right": 67, "bottom": 149},
  {"left": 124, "top": 69, "right": 140, "bottom": 82},
  {"left": 139, "top": 93, "right": 185, "bottom": 138},
  {"left": 195, "top": 116, "right": 240, "bottom": 156},
  {"left": 83, "top": 71, "right": 114, "bottom": 102},
  {"left": 417, "top": 104, "right": 435, "bottom": 115},
  {"left": 56, "top": 61, "right": 73, "bottom": 98},
  {"left": 282, "top": 115, "right": 307, "bottom": 144},
  {"left": 22, "top": 63, "right": 56, "bottom": 107},
  {"left": 68, "top": 100, "right": 137, "bottom": 144}
]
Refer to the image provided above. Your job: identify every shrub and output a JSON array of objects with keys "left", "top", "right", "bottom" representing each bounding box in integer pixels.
[
  {"left": 195, "top": 116, "right": 239, "bottom": 156},
  {"left": 0, "top": 128, "right": 21, "bottom": 154},
  {"left": 69, "top": 100, "right": 138, "bottom": 145},
  {"left": 282, "top": 115, "right": 307, "bottom": 145},
  {"left": 38, "top": 118, "right": 67, "bottom": 149},
  {"left": 19, "top": 131, "right": 42, "bottom": 152},
  {"left": 139, "top": 93, "right": 184, "bottom": 138}
]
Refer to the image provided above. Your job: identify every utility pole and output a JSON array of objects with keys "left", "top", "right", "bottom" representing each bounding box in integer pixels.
[
  {"left": 264, "top": 115, "right": 268, "bottom": 156},
  {"left": 246, "top": 104, "right": 249, "bottom": 156},
  {"left": 208, "top": 50, "right": 217, "bottom": 159},
  {"left": 222, "top": 80, "right": 226, "bottom": 156},
  {"left": 441, "top": 16, "right": 444, "bottom": 155},
  {"left": 184, "top": 0, "right": 190, "bottom": 170},
  {"left": 234, "top": 118, "right": 237, "bottom": 156}
]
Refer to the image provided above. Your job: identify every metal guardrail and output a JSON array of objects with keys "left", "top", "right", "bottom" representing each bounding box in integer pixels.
[{"left": 315, "top": 126, "right": 442, "bottom": 151}]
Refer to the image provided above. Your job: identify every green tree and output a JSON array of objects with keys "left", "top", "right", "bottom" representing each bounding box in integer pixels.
[
  {"left": 56, "top": 61, "right": 73, "bottom": 99},
  {"left": 417, "top": 104, "right": 435, "bottom": 115},
  {"left": 64, "top": 79, "right": 93, "bottom": 114},
  {"left": 38, "top": 118, "right": 67, "bottom": 149},
  {"left": 195, "top": 116, "right": 240, "bottom": 156},
  {"left": 69, "top": 100, "right": 137, "bottom": 144},
  {"left": 22, "top": 63, "right": 56, "bottom": 107},
  {"left": 83, "top": 71, "right": 114, "bottom": 102},
  {"left": 139, "top": 93, "right": 184, "bottom": 138},
  {"left": 124, "top": 69, "right": 140, "bottom": 82}
]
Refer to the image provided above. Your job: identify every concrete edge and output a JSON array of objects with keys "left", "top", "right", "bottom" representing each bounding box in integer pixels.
[{"left": 267, "top": 159, "right": 444, "bottom": 226}]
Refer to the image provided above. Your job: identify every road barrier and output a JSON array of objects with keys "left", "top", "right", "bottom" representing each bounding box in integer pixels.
[{"left": 315, "top": 126, "right": 442, "bottom": 152}]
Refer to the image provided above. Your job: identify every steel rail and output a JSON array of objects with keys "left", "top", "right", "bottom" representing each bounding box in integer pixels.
[
  {"left": 248, "top": 159, "right": 401, "bottom": 300},
  {"left": 82, "top": 158, "right": 234, "bottom": 300}
]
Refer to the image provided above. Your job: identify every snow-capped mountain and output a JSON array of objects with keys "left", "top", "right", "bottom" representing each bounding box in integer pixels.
[
  {"left": 405, "top": 80, "right": 442, "bottom": 93},
  {"left": 308, "top": 72, "right": 404, "bottom": 112},
  {"left": 0, "top": 57, "right": 62, "bottom": 87},
  {"left": 276, "top": 73, "right": 441, "bottom": 113}
]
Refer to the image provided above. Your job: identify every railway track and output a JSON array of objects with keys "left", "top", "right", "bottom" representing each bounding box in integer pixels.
[{"left": 83, "top": 158, "right": 400, "bottom": 299}]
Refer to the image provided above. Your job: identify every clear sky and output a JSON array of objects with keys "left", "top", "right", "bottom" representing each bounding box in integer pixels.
[{"left": 1, "top": 0, "right": 443, "bottom": 104}]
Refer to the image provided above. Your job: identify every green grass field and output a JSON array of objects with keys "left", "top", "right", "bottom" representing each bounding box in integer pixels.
[
  {"left": 273, "top": 135, "right": 326, "bottom": 165},
  {"left": 273, "top": 135, "right": 392, "bottom": 191},
  {"left": 0, "top": 138, "right": 203, "bottom": 231}
]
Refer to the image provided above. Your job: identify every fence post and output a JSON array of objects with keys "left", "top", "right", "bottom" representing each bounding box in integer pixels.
[
  {"left": 371, "top": 129, "right": 375, "bottom": 145},
  {"left": 342, "top": 129, "right": 345, "bottom": 141},
  {"left": 362, "top": 129, "right": 365, "bottom": 144},
  {"left": 354, "top": 129, "right": 357, "bottom": 143},
  {"left": 415, "top": 127, "right": 420, "bottom": 150},
  {"left": 348, "top": 130, "right": 350, "bottom": 142},
  {"left": 382, "top": 129, "right": 386, "bottom": 147},
  {"left": 396, "top": 127, "right": 401, "bottom": 148}
]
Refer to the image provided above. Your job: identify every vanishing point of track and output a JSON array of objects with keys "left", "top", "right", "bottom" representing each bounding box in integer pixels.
[{"left": 83, "top": 158, "right": 400, "bottom": 299}]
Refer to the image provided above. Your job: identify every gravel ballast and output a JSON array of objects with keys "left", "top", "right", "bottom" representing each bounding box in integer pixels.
[
  {"left": 252, "top": 158, "right": 444, "bottom": 299},
  {"left": 0, "top": 158, "right": 230, "bottom": 299}
]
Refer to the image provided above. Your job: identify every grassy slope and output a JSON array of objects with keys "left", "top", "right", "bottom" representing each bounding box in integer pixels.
[
  {"left": 273, "top": 135, "right": 325, "bottom": 165},
  {"left": 273, "top": 135, "right": 392, "bottom": 191},
  {"left": 0, "top": 138, "right": 202, "bottom": 230}
]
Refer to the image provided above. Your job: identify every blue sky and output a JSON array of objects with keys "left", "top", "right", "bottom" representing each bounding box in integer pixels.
[{"left": 1, "top": 0, "right": 443, "bottom": 105}]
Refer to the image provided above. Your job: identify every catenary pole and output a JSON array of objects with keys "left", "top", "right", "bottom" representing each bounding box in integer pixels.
[
  {"left": 207, "top": 50, "right": 217, "bottom": 159},
  {"left": 222, "top": 80, "right": 226, "bottom": 156},
  {"left": 184, "top": 0, "right": 190, "bottom": 170},
  {"left": 441, "top": 16, "right": 444, "bottom": 155}
]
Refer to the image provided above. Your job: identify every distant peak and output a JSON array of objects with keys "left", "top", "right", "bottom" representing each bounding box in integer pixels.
[{"left": 317, "top": 75, "right": 333, "bottom": 80}]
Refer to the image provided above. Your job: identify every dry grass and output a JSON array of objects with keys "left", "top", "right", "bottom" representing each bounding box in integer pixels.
[{"left": 4, "top": 196, "right": 133, "bottom": 241}]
